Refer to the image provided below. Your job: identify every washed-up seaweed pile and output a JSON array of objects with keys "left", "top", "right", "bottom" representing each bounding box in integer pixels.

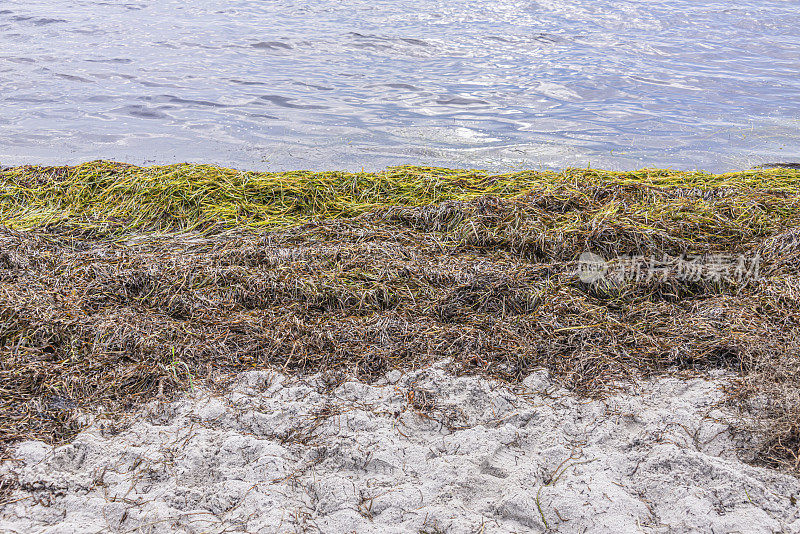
[{"left": 0, "top": 161, "right": 799, "bottom": 473}]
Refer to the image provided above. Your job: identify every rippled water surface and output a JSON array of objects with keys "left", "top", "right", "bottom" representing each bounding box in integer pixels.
[{"left": 1, "top": 0, "right": 799, "bottom": 171}]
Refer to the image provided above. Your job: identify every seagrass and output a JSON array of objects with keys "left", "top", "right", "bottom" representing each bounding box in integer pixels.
[{"left": 0, "top": 161, "right": 799, "bottom": 479}]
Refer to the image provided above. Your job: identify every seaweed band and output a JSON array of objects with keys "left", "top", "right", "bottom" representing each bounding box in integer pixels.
[{"left": 0, "top": 162, "right": 799, "bottom": 472}]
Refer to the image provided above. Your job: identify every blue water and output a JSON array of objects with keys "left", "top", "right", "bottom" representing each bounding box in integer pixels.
[{"left": 1, "top": 0, "right": 798, "bottom": 172}]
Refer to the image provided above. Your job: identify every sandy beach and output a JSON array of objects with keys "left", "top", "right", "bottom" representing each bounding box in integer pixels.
[
  {"left": 3, "top": 0, "right": 800, "bottom": 528},
  {"left": 3, "top": 365, "right": 799, "bottom": 533}
]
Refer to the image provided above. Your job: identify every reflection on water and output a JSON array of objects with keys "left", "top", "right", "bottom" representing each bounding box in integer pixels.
[{"left": 0, "top": 0, "right": 798, "bottom": 172}]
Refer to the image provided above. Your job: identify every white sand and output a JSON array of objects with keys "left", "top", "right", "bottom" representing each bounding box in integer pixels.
[{"left": 2, "top": 364, "right": 799, "bottom": 534}]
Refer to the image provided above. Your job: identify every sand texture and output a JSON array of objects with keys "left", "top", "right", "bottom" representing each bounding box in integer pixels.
[{"left": 2, "top": 365, "right": 799, "bottom": 534}]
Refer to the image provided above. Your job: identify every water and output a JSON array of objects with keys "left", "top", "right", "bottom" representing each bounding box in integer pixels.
[{"left": 1, "top": 0, "right": 799, "bottom": 172}]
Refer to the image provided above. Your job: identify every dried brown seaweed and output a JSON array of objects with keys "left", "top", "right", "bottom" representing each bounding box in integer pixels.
[{"left": 0, "top": 163, "right": 799, "bottom": 474}]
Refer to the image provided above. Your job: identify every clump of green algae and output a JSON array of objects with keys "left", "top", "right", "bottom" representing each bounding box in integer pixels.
[{"left": 1, "top": 160, "right": 798, "bottom": 234}]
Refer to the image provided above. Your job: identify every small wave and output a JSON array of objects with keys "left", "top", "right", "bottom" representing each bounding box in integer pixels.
[
  {"left": 251, "top": 41, "right": 293, "bottom": 50},
  {"left": 259, "top": 95, "right": 328, "bottom": 110}
]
